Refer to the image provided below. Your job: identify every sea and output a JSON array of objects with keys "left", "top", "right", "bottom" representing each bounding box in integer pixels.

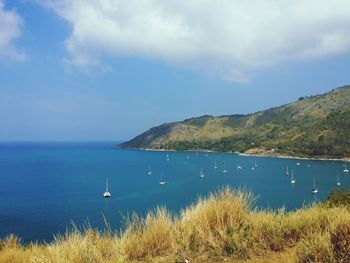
[{"left": 0, "top": 141, "right": 347, "bottom": 242}]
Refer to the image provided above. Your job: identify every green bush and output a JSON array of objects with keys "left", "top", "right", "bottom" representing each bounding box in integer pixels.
[{"left": 325, "top": 189, "right": 350, "bottom": 207}]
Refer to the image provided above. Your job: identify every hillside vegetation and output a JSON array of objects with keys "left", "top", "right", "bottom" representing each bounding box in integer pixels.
[
  {"left": 1, "top": 188, "right": 350, "bottom": 263},
  {"left": 119, "top": 85, "right": 350, "bottom": 158}
]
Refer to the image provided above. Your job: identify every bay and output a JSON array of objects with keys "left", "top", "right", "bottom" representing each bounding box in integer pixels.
[{"left": 0, "top": 142, "right": 347, "bottom": 242}]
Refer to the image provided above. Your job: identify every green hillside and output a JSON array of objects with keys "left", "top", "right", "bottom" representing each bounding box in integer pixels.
[{"left": 119, "top": 85, "right": 350, "bottom": 158}]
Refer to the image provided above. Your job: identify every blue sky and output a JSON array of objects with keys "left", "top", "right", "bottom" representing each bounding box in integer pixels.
[{"left": 1, "top": 0, "right": 350, "bottom": 141}]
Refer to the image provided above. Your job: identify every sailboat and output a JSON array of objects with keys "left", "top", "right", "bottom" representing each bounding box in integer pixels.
[
  {"left": 199, "top": 168, "right": 205, "bottom": 178},
  {"left": 214, "top": 160, "right": 217, "bottom": 169},
  {"left": 147, "top": 166, "right": 152, "bottom": 175},
  {"left": 159, "top": 173, "right": 166, "bottom": 185},
  {"left": 286, "top": 166, "right": 289, "bottom": 175},
  {"left": 254, "top": 159, "right": 258, "bottom": 167},
  {"left": 311, "top": 177, "right": 318, "bottom": 194},
  {"left": 166, "top": 152, "right": 170, "bottom": 161},
  {"left": 296, "top": 162, "right": 300, "bottom": 166},
  {"left": 103, "top": 177, "right": 111, "bottom": 198},
  {"left": 336, "top": 174, "right": 341, "bottom": 186},
  {"left": 222, "top": 161, "right": 228, "bottom": 173},
  {"left": 251, "top": 160, "right": 255, "bottom": 170},
  {"left": 344, "top": 162, "right": 349, "bottom": 173},
  {"left": 290, "top": 170, "right": 296, "bottom": 184},
  {"left": 237, "top": 165, "right": 242, "bottom": 170}
]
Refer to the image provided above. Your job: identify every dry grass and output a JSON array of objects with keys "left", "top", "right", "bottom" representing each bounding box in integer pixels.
[{"left": 1, "top": 187, "right": 350, "bottom": 263}]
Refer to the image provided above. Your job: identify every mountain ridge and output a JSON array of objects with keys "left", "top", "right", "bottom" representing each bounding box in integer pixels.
[{"left": 119, "top": 85, "right": 350, "bottom": 158}]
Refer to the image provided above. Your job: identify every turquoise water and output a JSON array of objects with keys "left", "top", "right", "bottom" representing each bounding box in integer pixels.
[{"left": 0, "top": 142, "right": 347, "bottom": 242}]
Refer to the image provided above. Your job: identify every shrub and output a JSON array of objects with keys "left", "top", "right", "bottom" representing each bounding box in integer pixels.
[{"left": 325, "top": 189, "right": 350, "bottom": 207}]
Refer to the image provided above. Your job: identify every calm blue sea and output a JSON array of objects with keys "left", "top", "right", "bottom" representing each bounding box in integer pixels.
[{"left": 0, "top": 142, "right": 347, "bottom": 242}]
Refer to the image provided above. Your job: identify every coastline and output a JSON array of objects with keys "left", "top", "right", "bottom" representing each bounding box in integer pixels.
[
  {"left": 238, "top": 152, "right": 350, "bottom": 162},
  {"left": 118, "top": 146, "right": 350, "bottom": 162}
]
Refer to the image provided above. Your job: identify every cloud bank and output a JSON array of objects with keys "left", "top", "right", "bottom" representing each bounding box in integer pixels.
[
  {"left": 0, "top": 1, "right": 24, "bottom": 60},
  {"left": 42, "top": 0, "right": 350, "bottom": 82}
]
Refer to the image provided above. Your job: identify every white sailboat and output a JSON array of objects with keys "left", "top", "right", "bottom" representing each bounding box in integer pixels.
[
  {"left": 237, "top": 165, "right": 242, "bottom": 170},
  {"left": 199, "top": 168, "right": 205, "bottom": 178},
  {"left": 222, "top": 161, "right": 227, "bottom": 173},
  {"left": 286, "top": 166, "right": 289, "bottom": 175},
  {"left": 214, "top": 160, "right": 217, "bottom": 169},
  {"left": 254, "top": 159, "right": 258, "bottom": 167},
  {"left": 159, "top": 173, "right": 166, "bottom": 185},
  {"left": 311, "top": 177, "right": 318, "bottom": 194},
  {"left": 344, "top": 162, "right": 349, "bottom": 173},
  {"left": 148, "top": 166, "right": 152, "bottom": 175},
  {"left": 290, "top": 170, "right": 296, "bottom": 184},
  {"left": 296, "top": 162, "right": 300, "bottom": 166},
  {"left": 336, "top": 174, "right": 341, "bottom": 186},
  {"left": 251, "top": 160, "right": 255, "bottom": 170},
  {"left": 103, "top": 177, "right": 111, "bottom": 198},
  {"left": 166, "top": 152, "right": 170, "bottom": 161}
]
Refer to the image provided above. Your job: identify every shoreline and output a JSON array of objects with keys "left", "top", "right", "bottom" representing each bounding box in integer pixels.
[
  {"left": 238, "top": 152, "right": 350, "bottom": 162},
  {"left": 120, "top": 146, "right": 350, "bottom": 162}
]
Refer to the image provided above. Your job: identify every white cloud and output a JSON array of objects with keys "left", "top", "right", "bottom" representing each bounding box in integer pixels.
[
  {"left": 41, "top": 0, "right": 350, "bottom": 82},
  {"left": 0, "top": 1, "right": 25, "bottom": 60}
]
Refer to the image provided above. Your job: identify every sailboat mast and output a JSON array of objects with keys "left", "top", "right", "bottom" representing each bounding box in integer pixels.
[{"left": 106, "top": 177, "right": 109, "bottom": 192}]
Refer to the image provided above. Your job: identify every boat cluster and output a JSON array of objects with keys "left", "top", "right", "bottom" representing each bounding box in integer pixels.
[
  {"left": 103, "top": 153, "right": 349, "bottom": 198},
  {"left": 286, "top": 160, "right": 349, "bottom": 194},
  {"left": 148, "top": 153, "right": 257, "bottom": 186}
]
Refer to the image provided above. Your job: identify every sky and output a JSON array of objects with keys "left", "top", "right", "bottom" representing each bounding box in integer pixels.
[{"left": 1, "top": 0, "right": 350, "bottom": 141}]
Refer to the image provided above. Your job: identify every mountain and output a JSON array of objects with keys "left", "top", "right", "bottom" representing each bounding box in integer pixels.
[{"left": 119, "top": 85, "right": 350, "bottom": 158}]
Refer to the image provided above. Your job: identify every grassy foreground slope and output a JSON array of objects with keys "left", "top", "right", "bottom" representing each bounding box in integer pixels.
[
  {"left": 119, "top": 85, "right": 350, "bottom": 158},
  {"left": 1, "top": 188, "right": 350, "bottom": 263}
]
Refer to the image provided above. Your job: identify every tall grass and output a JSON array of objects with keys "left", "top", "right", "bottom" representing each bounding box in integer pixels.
[{"left": 1, "top": 187, "right": 350, "bottom": 263}]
